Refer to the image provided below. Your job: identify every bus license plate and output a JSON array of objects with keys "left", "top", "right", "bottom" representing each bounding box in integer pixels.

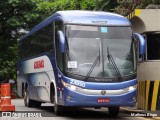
[{"left": 97, "top": 98, "right": 110, "bottom": 103}]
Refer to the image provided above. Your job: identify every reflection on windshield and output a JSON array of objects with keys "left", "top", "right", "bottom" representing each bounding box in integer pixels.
[
  {"left": 66, "top": 38, "right": 101, "bottom": 74},
  {"left": 106, "top": 46, "right": 121, "bottom": 79},
  {"left": 65, "top": 25, "right": 136, "bottom": 79}
]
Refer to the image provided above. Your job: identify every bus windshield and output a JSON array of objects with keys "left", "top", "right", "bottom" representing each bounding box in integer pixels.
[{"left": 65, "top": 25, "right": 136, "bottom": 80}]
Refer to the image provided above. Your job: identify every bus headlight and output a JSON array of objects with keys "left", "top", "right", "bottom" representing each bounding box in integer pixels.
[
  {"left": 124, "top": 85, "right": 137, "bottom": 92},
  {"left": 61, "top": 80, "right": 80, "bottom": 91}
]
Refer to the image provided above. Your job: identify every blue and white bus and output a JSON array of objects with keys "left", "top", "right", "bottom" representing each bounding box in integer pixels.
[{"left": 17, "top": 10, "right": 145, "bottom": 115}]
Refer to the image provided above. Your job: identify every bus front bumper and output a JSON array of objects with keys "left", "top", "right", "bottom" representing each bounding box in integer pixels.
[{"left": 63, "top": 89, "right": 136, "bottom": 107}]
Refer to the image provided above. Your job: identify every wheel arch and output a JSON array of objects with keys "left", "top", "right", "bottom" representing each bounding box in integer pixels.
[{"left": 50, "top": 81, "right": 58, "bottom": 103}]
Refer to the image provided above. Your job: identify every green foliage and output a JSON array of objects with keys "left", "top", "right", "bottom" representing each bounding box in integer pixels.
[
  {"left": 95, "top": 0, "right": 117, "bottom": 11},
  {"left": 35, "top": 0, "right": 96, "bottom": 19},
  {"left": 140, "top": 0, "right": 160, "bottom": 8},
  {"left": 0, "top": 0, "right": 38, "bottom": 81},
  {"left": 0, "top": 0, "right": 96, "bottom": 81}
]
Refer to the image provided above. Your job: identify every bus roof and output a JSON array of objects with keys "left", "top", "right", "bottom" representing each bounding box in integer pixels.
[{"left": 20, "top": 10, "right": 131, "bottom": 41}]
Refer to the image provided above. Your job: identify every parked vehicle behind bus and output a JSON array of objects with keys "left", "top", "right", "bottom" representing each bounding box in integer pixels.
[{"left": 17, "top": 10, "right": 146, "bottom": 116}]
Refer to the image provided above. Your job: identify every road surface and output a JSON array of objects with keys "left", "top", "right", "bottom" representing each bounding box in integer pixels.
[{"left": 0, "top": 99, "right": 156, "bottom": 120}]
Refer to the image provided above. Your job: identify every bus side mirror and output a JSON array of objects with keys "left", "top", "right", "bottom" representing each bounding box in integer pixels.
[
  {"left": 134, "top": 33, "right": 146, "bottom": 56},
  {"left": 58, "top": 31, "right": 66, "bottom": 53}
]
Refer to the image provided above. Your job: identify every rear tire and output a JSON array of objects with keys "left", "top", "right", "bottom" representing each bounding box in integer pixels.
[
  {"left": 108, "top": 106, "right": 119, "bottom": 116},
  {"left": 24, "top": 90, "right": 33, "bottom": 107}
]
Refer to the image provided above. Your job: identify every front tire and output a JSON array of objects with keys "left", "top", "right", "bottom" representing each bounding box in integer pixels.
[
  {"left": 108, "top": 106, "right": 120, "bottom": 116},
  {"left": 52, "top": 91, "right": 64, "bottom": 115},
  {"left": 54, "top": 102, "right": 64, "bottom": 116}
]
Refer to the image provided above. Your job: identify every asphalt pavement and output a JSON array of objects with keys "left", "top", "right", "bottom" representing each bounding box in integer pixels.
[{"left": 0, "top": 99, "right": 159, "bottom": 120}]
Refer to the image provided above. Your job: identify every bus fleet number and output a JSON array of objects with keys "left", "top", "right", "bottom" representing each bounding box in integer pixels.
[{"left": 70, "top": 79, "right": 85, "bottom": 87}]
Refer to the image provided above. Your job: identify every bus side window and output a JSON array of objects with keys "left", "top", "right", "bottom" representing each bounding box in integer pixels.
[
  {"left": 55, "top": 20, "right": 64, "bottom": 72},
  {"left": 34, "top": 24, "right": 54, "bottom": 56}
]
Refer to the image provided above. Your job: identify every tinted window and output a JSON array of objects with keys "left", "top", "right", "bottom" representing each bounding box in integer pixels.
[{"left": 20, "top": 24, "right": 54, "bottom": 59}]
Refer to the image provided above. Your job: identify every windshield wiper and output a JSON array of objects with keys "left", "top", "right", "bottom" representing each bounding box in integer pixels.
[
  {"left": 107, "top": 46, "right": 122, "bottom": 80},
  {"left": 84, "top": 55, "right": 100, "bottom": 81},
  {"left": 84, "top": 41, "right": 101, "bottom": 81}
]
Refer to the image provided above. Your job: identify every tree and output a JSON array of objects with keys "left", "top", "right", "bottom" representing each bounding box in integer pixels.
[
  {"left": 94, "top": 0, "right": 117, "bottom": 12},
  {"left": 0, "top": 0, "right": 42, "bottom": 81},
  {"left": 0, "top": 0, "right": 96, "bottom": 81},
  {"left": 139, "top": 0, "right": 160, "bottom": 8}
]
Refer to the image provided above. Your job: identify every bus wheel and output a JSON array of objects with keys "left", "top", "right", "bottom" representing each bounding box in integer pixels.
[
  {"left": 108, "top": 106, "right": 119, "bottom": 116},
  {"left": 54, "top": 101, "right": 63, "bottom": 116},
  {"left": 24, "top": 90, "right": 33, "bottom": 107}
]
